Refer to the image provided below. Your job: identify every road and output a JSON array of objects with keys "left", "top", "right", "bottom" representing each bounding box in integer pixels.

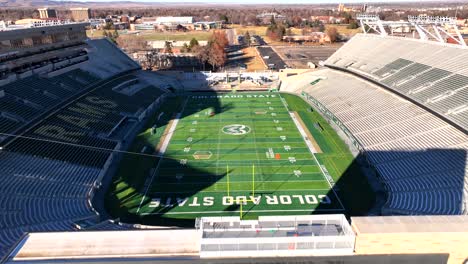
[
  {"left": 275, "top": 45, "right": 340, "bottom": 68},
  {"left": 257, "top": 46, "right": 287, "bottom": 70}
]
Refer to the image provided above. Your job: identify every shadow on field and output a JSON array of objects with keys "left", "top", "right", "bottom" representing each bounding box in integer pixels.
[
  {"left": 103, "top": 90, "right": 236, "bottom": 227},
  {"left": 104, "top": 89, "right": 467, "bottom": 228},
  {"left": 312, "top": 148, "right": 467, "bottom": 216}
]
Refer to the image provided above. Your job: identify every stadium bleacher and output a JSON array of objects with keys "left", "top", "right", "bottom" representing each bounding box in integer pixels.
[
  {"left": 0, "top": 38, "right": 169, "bottom": 258},
  {"left": 282, "top": 68, "right": 468, "bottom": 216},
  {"left": 325, "top": 34, "right": 468, "bottom": 130}
]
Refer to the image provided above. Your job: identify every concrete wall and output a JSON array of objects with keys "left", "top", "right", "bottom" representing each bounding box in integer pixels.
[{"left": 352, "top": 216, "right": 468, "bottom": 264}]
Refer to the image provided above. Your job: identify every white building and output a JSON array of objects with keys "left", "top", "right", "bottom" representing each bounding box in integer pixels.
[{"left": 155, "top": 16, "right": 193, "bottom": 26}]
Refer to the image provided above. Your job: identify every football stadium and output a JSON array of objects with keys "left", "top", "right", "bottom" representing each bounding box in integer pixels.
[{"left": 0, "top": 17, "right": 467, "bottom": 264}]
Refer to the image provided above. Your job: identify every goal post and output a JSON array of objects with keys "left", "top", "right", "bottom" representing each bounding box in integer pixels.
[
  {"left": 240, "top": 163, "right": 256, "bottom": 219},
  {"left": 226, "top": 163, "right": 258, "bottom": 219}
]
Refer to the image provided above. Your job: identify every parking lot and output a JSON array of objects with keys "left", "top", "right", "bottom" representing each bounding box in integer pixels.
[
  {"left": 257, "top": 46, "right": 287, "bottom": 70},
  {"left": 274, "top": 45, "right": 341, "bottom": 68}
]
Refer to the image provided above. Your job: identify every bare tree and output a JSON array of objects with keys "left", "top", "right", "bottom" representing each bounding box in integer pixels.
[
  {"left": 116, "top": 35, "right": 149, "bottom": 53},
  {"left": 326, "top": 27, "right": 339, "bottom": 43},
  {"left": 164, "top": 41, "right": 173, "bottom": 54}
]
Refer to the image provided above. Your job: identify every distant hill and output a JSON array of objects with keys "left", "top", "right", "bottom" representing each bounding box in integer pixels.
[{"left": 0, "top": 0, "right": 217, "bottom": 8}]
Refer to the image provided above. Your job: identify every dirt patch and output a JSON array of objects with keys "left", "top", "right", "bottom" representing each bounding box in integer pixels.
[
  {"left": 292, "top": 111, "right": 322, "bottom": 153},
  {"left": 242, "top": 47, "right": 266, "bottom": 72}
]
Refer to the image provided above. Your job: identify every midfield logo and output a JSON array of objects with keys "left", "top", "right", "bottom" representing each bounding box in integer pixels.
[{"left": 222, "top": 124, "right": 251, "bottom": 135}]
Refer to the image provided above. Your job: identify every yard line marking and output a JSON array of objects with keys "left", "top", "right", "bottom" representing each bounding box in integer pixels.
[
  {"left": 214, "top": 101, "right": 223, "bottom": 188},
  {"left": 141, "top": 208, "right": 345, "bottom": 215},
  {"left": 157, "top": 164, "right": 321, "bottom": 169},
  {"left": 149, "top": 188, "right": 333, "bottom": 194},
  {"left": 152, "top": 180, "right": 327, "bottom": 184}
]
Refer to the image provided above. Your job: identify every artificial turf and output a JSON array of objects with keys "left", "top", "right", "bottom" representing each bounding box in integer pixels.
[{"left": 105, "top": 92, "right": 374, "bottom": 223}]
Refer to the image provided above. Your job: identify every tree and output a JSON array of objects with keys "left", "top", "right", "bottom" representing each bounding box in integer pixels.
[
  {"left": 269, "top": 16, "right": 276, "bottom": 27},
  {"left": 195, "top": 30, "right": 228, "bottom": 71},
  {"left": 245, "top": 14, "right": 259, "bottom": 26},
  {"left": 347, "top": 20, "right": 359, "bottom": 29},
  {"left": 116, "top": 35, "right": 148, "bottom": 52},
  {"left": 319, "top": 23, "right": 325, "bottom": 32},
  {"left": 103, "top": 29, "right": 119, "bottom": 44},
  {"left": 219, "top": 14, "right": 229, "bottom": 23},
  {"left": 244, "top": 31, "right": 251, "bottom": 46},
  {"left": 291, "top": 15, "right": 303, "bottom": 27},
  {"left": 194, "top": 45, "right": 209, "bottom": 71},
  {"left": 266, "top": 23, "right": 286, "bottom": 41},
  {"left": 326, "top": 27, "right": 339, "bottom": 43},
  {"left": 207, "top": 42, "right": 226, "bottom": 70},
  {"left": 103, "top": 22, "right": 114, "bottom": 30},
  {"left": 180, "top": 43, "right": 190, "bottom": 53},
  {"left": 189, "top": 38, "right": 199, "bottom": 50},
  {"left": 342, "top": 12, "right": 352, "bottom": 24},
  {"left": 164, "top": 41, "right": 173, "bottom": 54}
]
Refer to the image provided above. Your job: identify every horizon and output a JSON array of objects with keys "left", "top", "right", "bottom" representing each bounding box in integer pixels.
[{"left": 59, "top": 0, "right": 460, "bottom": 4}]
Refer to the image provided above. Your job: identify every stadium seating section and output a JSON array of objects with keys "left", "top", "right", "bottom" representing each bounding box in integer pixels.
[
  {"left": 325, "top": 34, "right": 468, "bottom": 131},
  {"left": 0, "top": 39, "right": 167, "bottom": 257},
  {"left": 1, "top": 32, "right": 467, "bottom": 259},
  {"left": 282, "top": 68, "right": 467, "bottom": 216}
]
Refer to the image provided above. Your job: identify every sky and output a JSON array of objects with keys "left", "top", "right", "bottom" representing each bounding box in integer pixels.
[{"left": 73, "top": 0, "right": 455, "bottom": 3}]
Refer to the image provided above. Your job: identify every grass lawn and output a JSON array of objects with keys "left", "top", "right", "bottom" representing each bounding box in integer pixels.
[
  {"left": 325, "top": 24, "right": 361, "bottom": 36},
  {"left": 86, "top": 29, "right": 212, "bottom": 42},
  {"left": 105, "top": 92, "right": 374, "bottom": 225},
  {"left": 139, "top": 31, "right": 212, "bottom": 41}
]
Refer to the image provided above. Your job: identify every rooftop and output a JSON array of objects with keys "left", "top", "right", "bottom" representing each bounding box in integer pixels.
[{"left": 352, "top": 215, "right": 468, "bottom": 234}]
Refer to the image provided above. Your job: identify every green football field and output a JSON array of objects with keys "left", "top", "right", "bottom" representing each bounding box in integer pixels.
[{"left": 105, "top": 92, "right": 374, "bottom": 223}]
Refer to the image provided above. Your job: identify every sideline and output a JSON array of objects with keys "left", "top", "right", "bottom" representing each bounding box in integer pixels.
[{"left": 136, "top": 98, "right": 189, "bottom": 213}]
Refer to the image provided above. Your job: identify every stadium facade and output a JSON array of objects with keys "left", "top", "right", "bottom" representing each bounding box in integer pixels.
[{"left": 0, "top": 23, "right": 467, "bottom": 264}]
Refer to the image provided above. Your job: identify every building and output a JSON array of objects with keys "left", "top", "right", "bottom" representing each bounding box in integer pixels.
[
  {"left": 70, "top": 7, "right": 91, "bottom": 22},
  {"left": 337, "top": 3, "right": 367, "bottom": 13},
  {"left": 282, "top": 32, "right": 331, "bottom": 43},
  {"left": 155, "top": 16, "right": 193, "bottom": 26},
  {"left": 155, "top": 16, "right": 194, "bottom": 31},
  {"left": 310, "top": 16, "right": 343, "bottom": 24},
  {"left": 130, "top": 23, "right": 156, "bottom": 31},
  {"left": 88, "top": 18, "right": 106, "bottom": 29},
  {"left": 38, "top": 8, "right": 57, "bottom": 19},
  {"left": 147, "top": 40, "right": 208, "bottom": 49},
  {"left": 193, "top": 21, "right": 223, "bottom": 31},
  {"left": 13, "top": 18, "right": 70, "bottom": 28},
  {"left": 131, "top": 17, "right": 195, "bottom": 31},
  {"left": 0, "top": 23, "right": 89, "bottom": 80},
  {"left": 256, "top": 12, "right": 286, "bottom": 25}
]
